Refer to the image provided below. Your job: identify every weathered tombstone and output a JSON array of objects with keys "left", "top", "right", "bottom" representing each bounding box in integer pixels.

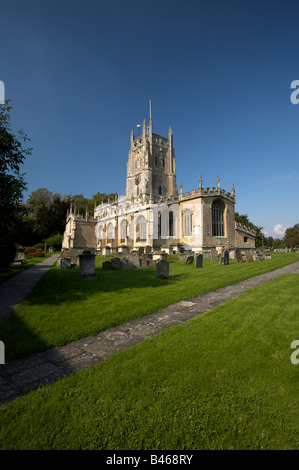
[
  {"left": 138, "top": 247, "right": 144, "bottom": 256},
  {"left": 145, "top": 245, "right": 152, "bottom": 254},
  {"left": 104, "top": 246, "right": 111, "bottom": 257},
  {"left": 111, "top": 257, "right": 122, "bottom": 270},
  {"left": 127, "top": 251, "right": 140, "bottom": 268},
  {"left": 244, "top": 251, "right": 253, "bottom": 262},
  {"left": 186, "top": 256, "right": 194, "bottom": 264},
  {"left": 155, "top": 259, "right": 169, "bottom": 279},
  {"left": 235, "top": 249, "right": 243, "bottom": 264},
  {"left": 60, "top": 257, "right": 72, "bottom": 269},
  {"left": 179, "top": 253, "right": 186, "bottom": 261},
  {"left": 14, "top": 246, "right": 26, "bottom": 264},
  {"left": 210, "top": 248, "right": 218, "bottom": 262},
  {"left": 102, "top": 260, "right": 112, "bottom": 270},
  {"left": 120, "top": 259, "right": 129, "bottom": 269},
  {"left": 78, "top": 250, "right": 97, "bottom": 280},
  {"left": 140, "top": 258, "right": 148, "bottom": 268},
  {"left": 195, "top": 253, "right": 203, "bottom": 268},
  {"left": 223, "top": 250, "right": 229, "bottom": 265}
]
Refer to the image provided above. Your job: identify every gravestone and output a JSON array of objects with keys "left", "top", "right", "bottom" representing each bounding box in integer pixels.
[
  {"left": 60, "top": 257, "right": 72, "bottom": 269},
  {"left": 179, "top": 253, "right": 186, "bottom": 261},
  {"left": 140, "top": 258, "right": 148, "bottom": 268},
  {"left": 244, "top": 251, "right": 252, "bottom": 262},
  {"left": 78, "top": 250, "right": 97, "bottom": 280},
  {"left": 102, "top": 260, "right": 112, "bottom": 270},
  {"left": 186, "top": 256, "right": 194, "bottom": 264},
  {"left": 120, "top": 259, "right": 129, "bottom": 269},
  {"left": 14, "top": 246, "right": 26, "bottom": 264},
  {"left": 195, "top": 253, "right": 203, "bottom": 268},
  {"left": 155, "top": 259, "right": 169, "bottom": 279},
  {"left": 235, "top": 249, "right": 243, "bottom": 264},
  {"left": 111, "top": 257, "right": 122, "bottom": 270},
  {"left": 224, "top": 250, "right": 229, "bottom": 265},
  {"left": 210, "top": 248, "right": 218, "bottom": 262},
  {"left": 127, "top": 251, "right": 140, "bottom": 268},
  {"left": 138, "top": 247, "right": 144, "bottom": 256},
  {"left": 145, "top": 246, "right": 152, "bottom": 254}
]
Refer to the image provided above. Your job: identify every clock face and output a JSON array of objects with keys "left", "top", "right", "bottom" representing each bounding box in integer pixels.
[{"left": 135, "top": 175, "right": 141, "bottom": 185}]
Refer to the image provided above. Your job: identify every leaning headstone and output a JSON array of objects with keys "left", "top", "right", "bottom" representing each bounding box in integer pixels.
[
  {"left": 235, "top": 249, "right": 243, "bottom": 264},
  {"left": 102, "top": 260, "right": 112, "bottom": 270},
  {"left": 155, "top": 259, "right": 169, "bottom": 279},
  {"left": 210, "top": 248, "right": 218, "bottom": 262},
  {"left": 111, "top": 257, "right": 122, "bottom": 270},
  {"left": 186, "top": 256, "right": 194, "bottom": 264},
  {"left": 195, "top": 253, "right": 203, "bottom": 268},
  {"left": 127, "top": 251, "right": 140, "bottom": 268},
  {"left": 78, "top": 250, "right": 97, "bottom": 280}
]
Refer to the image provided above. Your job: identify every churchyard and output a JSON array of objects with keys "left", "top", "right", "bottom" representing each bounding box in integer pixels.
[{"left": 0, "top": 251, "right": 299, "bottom": 449}]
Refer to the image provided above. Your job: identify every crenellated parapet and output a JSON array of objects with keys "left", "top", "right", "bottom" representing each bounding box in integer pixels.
[
  {"left": 177, "top": 175, "right": 236, "bottom": 203},
  {"left": 235, "top": 222, "right": 256, "bottom": 236}
]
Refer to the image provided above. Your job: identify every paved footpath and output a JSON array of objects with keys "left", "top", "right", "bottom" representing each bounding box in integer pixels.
[
  {"left": 0, "top": 259, "right": 299, "bottom": 407},
  {"left": 0, "top": 254, "right": 60, "bottom": 324}
]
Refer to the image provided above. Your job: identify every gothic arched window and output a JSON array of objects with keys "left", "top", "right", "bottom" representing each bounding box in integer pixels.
[
  {"left": 107, "top": 223, "right": 114, "bottom": 242},
  {"left": 120, "top": 219, "right": 127, "bottom": 244},
  {"left": 183, "top": 210, "right": 192, "bottom": 237},
  {"left": 212, "top": 200, "right": 225, "bottom": 237},
  {"left": 169, "top": 211, "right": 174, "bottom": 237},
  {"left": 136, "top": 216, "right": 147, "bottom": 242}
]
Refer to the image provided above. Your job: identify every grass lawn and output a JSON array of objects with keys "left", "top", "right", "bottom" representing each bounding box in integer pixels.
[
  {"left": 0, "top": 252, "right": 298, "bottom": 362},
  {"left": 0, "top": 255, "right": 52, "bottom": 285},
  {"left": 0, "top": 272, "right": 298, "bottom": 450}
]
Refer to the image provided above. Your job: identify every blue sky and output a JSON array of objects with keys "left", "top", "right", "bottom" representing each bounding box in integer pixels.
[{"left": 1, "top": 0, "right": 299, "bottom": 238}]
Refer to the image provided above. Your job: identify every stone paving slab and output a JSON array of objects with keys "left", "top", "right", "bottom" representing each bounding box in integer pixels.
[
  {"left": 0, "top": 254, "right": 60, "bottom": 324},
  {"left": 0, "top": 259, "right": 298, "bottom": 408}
]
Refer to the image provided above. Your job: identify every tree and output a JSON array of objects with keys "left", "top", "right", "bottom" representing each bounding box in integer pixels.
[
  {"left": 0, "top": 100, "right": 32, "bottom": 265},
  {"left": 25, "top": 189, "right": 71, "bottom": 242},
  {"left": 284, "top": 223, "right": 299, "bottom": 248}
]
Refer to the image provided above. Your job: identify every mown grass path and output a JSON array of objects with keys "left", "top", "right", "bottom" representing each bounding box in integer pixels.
[
  {"left": 0, "top": 253, "right": 298, "bottom": 363},
  {"left": 0, "top": 270, "right": 299, "bottom": 449}
]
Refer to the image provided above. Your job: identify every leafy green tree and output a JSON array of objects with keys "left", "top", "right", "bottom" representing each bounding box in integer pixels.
[
  {"left": 284, "top": 223, "right": 299, "bottom": 248},
  {"left": 44, "top": 233, "right": 63, "bottom": 251},
  {"left": 0, "top": 100, "right": 32, "bottom": 265}
]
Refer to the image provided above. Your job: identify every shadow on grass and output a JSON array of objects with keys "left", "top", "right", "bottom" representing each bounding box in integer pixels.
[{"left": 19, "top": 265, "right": 187, "bottom": 307}]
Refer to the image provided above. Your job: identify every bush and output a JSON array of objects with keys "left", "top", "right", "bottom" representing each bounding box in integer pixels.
[{"left": 25, "top": 247, "right": 45, "bottom": 258}]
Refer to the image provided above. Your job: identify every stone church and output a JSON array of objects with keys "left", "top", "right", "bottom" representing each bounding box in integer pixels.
[{"left": 62, "top": 118, "right": 256, "bottom": 255}]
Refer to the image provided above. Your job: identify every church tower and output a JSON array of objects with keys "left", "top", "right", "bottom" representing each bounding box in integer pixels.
[{"left": 125, "top": 119, "right": 177, "bottom": 199}]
